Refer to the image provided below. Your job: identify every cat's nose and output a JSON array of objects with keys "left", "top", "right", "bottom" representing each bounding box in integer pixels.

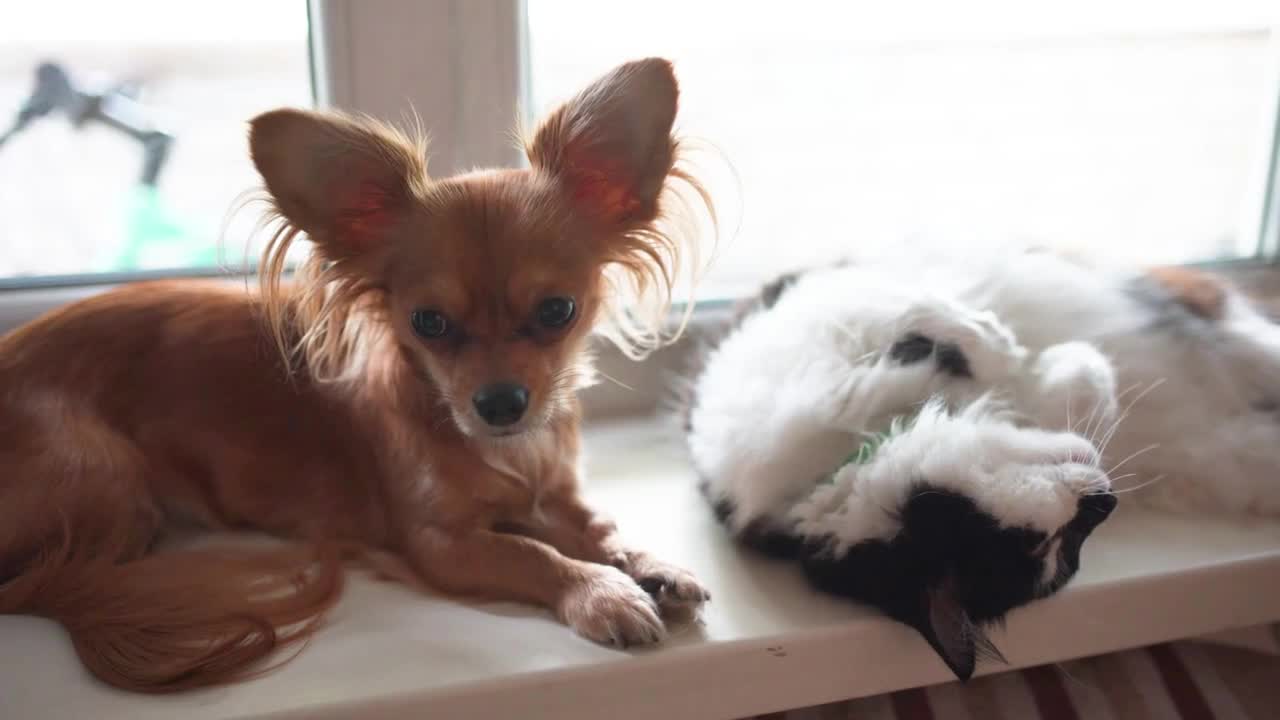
[{"left": 472, "top": 382, "right": 529, "bottom": 427}]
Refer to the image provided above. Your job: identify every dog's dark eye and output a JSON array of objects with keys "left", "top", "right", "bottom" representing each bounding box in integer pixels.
[
  {"left": 536, "top": 296, "right": 576, "bottom": 329},
  {"left": 410, "top": 309, "right": 450, "bottom": 339}
]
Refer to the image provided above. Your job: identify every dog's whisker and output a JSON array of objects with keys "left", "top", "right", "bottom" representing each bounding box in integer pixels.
[{"left": 594, "top": 369, "right": 635, "bottom": 392}]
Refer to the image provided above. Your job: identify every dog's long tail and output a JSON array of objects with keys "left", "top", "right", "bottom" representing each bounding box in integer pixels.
[{"left": 0, "top": 527, "right": 344, "bottom": 693}]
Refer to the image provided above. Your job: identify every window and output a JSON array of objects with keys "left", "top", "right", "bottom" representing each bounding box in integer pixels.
[
  {"left": 527, "top": 2, "right": 1280, "bottom": 296},
  {"left": 0, "top": 0, "right": 310, "bottom": 281},
  {"left": 2, "top": 1, "right": 1278, "bottom": 296}
]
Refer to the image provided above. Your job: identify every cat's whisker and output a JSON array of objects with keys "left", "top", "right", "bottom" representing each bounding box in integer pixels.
[
  {"left": 1119, "top": 378, "right": 1166, "bottom": 420},
  {"left": 1083, "top": 379, "right": 1144, "bottom": 442},
  {"left": 1052, "top": 662, "right": 1099, "bottom": 693},
  {"left": 1083, "top": 399, "right": 1106, "bottom": 446},
  {"left": 1094, "top": 409, "right": 1130, "bottom": 457},
  {"left": 1113, "top": 380, "right": 1147, "bottom": 405},
  {"left": 1085, "top": 479, "right": 1132, "bottom": 496},
  {"left": 1075, "top": 405, "right": 1095, "bottom": 439},
  {"left": 1094, "top": 378, "right": 1166, "bottom": 458},
  {"left": 1108, "top": 474, "right": 1168, "bottom": 495},
  {"left": 1089, "top": 391, "right": 1123, "bottom": 447},
  {"left": 1083, "top": 395, "right": 1110, "bottom": 446},
  {"left": 1085, "top": 383, "right": 1126, "bottom": 446},
  {"left": 1066, "top": 384, "right": 1074, "bottom": 435},
  {"left": 1070, "top": 388, "right": 1094, "bottom": 437},
  {"left": 1106, "top": 444, "right": 1160, "bottom": 477},
  {"left": 1086, "top": 472, "right": 1138, "bottom": 495}
]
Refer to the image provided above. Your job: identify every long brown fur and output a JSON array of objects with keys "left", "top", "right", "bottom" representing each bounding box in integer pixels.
[{"left": 0, "top": 58, "right": 711, "bottom": 693}]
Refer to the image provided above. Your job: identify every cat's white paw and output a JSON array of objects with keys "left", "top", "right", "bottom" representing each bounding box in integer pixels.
[
  {"left": 1023, "top": 341, "right": 1119, "bottom": 436},
  {"left": 790, "top": 402, "right": 1111, "bottom": 548},
  {"left": 917, "top": 413, "right": 1112, "bottom": 525},
  {"left": 956, "top": 310, "right": 1027, "bottom": 379},
  {"left": 905, "top": 299, "right": 1028, "bottom": 381}
]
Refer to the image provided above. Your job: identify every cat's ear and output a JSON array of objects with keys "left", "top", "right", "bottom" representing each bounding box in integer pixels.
[
  {"left": 526, "top": 58, "right": 678, "bottom": 227},
  {"left": 249, "top": 109, "right": 424, "bottom": 262},
  {"left": 913, "top": 576, "right": 1005, "bottom": 681}
]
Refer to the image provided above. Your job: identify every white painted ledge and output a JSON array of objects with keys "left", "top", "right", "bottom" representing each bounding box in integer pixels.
[{"left": 3, "top": 419, "right": 1280, "bottom": 720}]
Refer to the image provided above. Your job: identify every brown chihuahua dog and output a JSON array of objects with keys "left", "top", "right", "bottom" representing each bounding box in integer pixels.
[{"left": 0, "top": 58, "right": 711, "bottom": 693}]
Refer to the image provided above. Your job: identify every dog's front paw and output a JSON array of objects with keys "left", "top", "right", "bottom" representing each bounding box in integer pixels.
[
  {"left": 558, "top": 566, "right": 665, "bottom": 648},
  {"left": 624, "top": 552, "right": 711, "bottom": 611}
]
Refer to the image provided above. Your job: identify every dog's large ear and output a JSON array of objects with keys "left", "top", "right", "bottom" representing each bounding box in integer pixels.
[
  {"left": 527, "top": 58, "right": 679, "bottom": 227},
  {"left": 912, "top": 575, "right": 1005, "bottom": 681},
  {"left": 249, "top": 109, "right": 424, "bottom": 261}
]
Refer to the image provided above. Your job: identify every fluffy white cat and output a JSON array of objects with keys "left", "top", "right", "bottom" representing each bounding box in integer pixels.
[{"left": 682, "top": 246, "right": 1280, "bottom": 678}]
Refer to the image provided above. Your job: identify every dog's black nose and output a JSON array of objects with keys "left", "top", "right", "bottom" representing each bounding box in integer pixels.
[{"left": 472, "top": 382, "right": 529, "bottom": 427}]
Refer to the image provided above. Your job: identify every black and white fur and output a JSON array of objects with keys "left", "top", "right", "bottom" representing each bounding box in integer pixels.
[{"left": 683, "top": 247, "right": 1280, "bottom": 679}]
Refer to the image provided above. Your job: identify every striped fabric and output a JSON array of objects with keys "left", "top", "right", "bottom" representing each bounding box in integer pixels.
[{"left": 748, "top": 642, "right": 1280, "bottom": 720}]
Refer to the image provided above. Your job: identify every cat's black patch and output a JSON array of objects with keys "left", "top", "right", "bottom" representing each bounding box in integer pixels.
[
  {"left": 798, "top": 487, "right": 1042, "bottom": 678},
  {"left": 935, "top": 342, "right": 972, "bottom": 378},
  {"left": 706, "top": 484, "right": 1116, "bottom": 681},
  {"left": 737, "top": 520, "right": 807, "bottom": 559},
  {"left": 889, "top": 333, "right": 935, "bottom": 364},
  {"left": 889, "top": 333, "right": 972, "bottom": 378},
  {"left": 759, "top": 271, "right": 801, "bottom": 310},
  {"left": 1252, "top": 397, "right": 1280, "bottom": 414},
  {"left": 705, "top": 489, "right": 734, "bottom": 525},
  {"left": 699, "top": 482, "right": 805, "bottom": 559},
  {"left": 1048, "top": 492, "right": 1117, "bottom": 591}
]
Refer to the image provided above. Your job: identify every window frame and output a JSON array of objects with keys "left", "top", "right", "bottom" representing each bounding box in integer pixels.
[
  {"left": 1, "top": 0, "right": 1278, "bottom": 420},
  {"left": 1257, "top": 31, "right": 1280, "bottom": 258},
  {"left": 3, "top": 0, "right": 1277, "bottom": 289},
  {"left": 312, "top": 0, "right": 526, "bottom": 175}
]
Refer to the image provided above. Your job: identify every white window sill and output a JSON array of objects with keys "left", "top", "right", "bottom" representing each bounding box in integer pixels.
[{"left": 3, "top": 417, "right": 1280, "bottom": 720}]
